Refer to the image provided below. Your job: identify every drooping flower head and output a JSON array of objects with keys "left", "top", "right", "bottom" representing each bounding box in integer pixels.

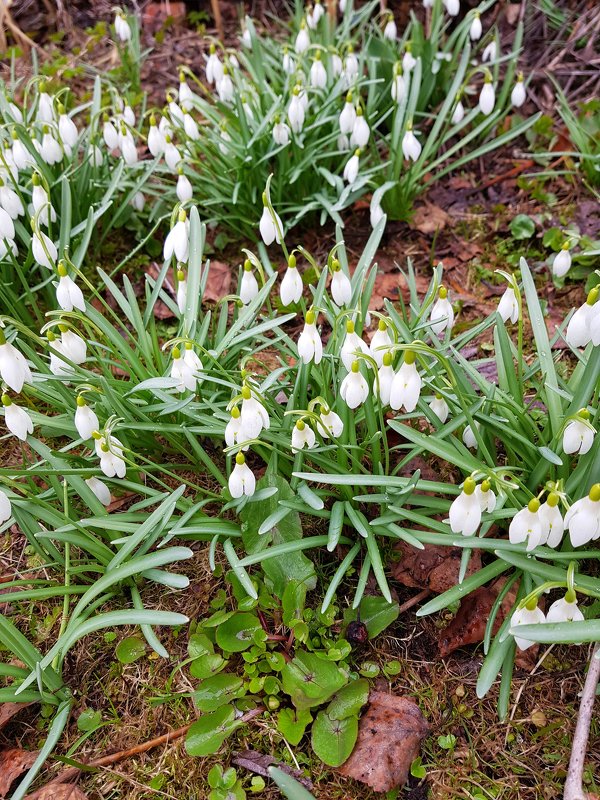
[
  {"left": 229, "top": 452, "right": 256, "bottom": 498},
  {"left": 298, "top": 308, "right": 323, "bottom": 364},
  {"left": 390, "top": 349, "right": 421, "bottom": 412},
  {"left": 563, "top": 408, "right": 596, "bottom": 456}
]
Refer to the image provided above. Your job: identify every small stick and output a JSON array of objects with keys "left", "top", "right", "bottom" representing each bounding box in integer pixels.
[
  {"left": 397, "top": 588, "right": 430, "bottom": 614},
  {"left": 564, "top": 643, "right": 600, "bottom": 800},
  {"left": 30, "top": 707, "right": 264, "bottom": 794}
]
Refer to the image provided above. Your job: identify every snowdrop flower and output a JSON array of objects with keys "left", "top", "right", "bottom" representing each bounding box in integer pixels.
[
  {"left": 225, "top": 407, "right": 248, "bottom": 451},
  {"left": 339, "top": 93, "right": 356, "bottom": 135},
  {"left": 241, "top": 23, "right": 252, "bottom": 48},
  {"left": 340, "top": 360, "right": 369, "bottom": 409},
  {"left": 451, "top": 98, "right": 465, "bottom": 125},
  {"left": 239, "top": 385, "right": 270, "bottom": 440},
  {"left": 563, "top": 409, "right": 595, "bottom": 455},
  {"left": 0, "top": 489, "right": 11, "bottom": 524},
  {"left": 0, "top": 179, "right": 23, "bottom": 220},
  {"left": 402, "top": 124, "right": 421, "bottom": 161},
  {"left": 47, "top": 331, "right": 70, "bottom": 376},
  {"left": 280, "top": 255, "right": 303, "bottom": 306},
  {"left": 390, "top": 350, "right": 421, "bottom": 412},
  {"left": 449, "top": 477, "right": 482, "bottom": 536},
  {"left": 206, "top": 44, "right": 224, "bottom": 85},
  {"left": 273, "top": 118, "right": 291, "bottom": 146},
  {"left": 482, "top": 41, "right": 497, "bottom": 63},
  {"left": 511, "top": 602, "right": 545, "bottom": 651},
  {"left": 94, "top": 431, "right": 127, "bottom": 479},
  {"left": 462, "top": 422, "right": 480, "bottom": 449},
  {"left": 295, "top": 21, "right": 310, "bottom": 54},
  {"left": 297, "top": 309, "right": 323, "bottom": 364},
  {"left": 176, "top": 268, "right": 187, "bottom": 314},
  {"left": 317, "top": 406, "right": 343, "bottom": 438},
  {"left": 58, "top": 105, "right": 78, "bottom": 150},
  {"left": 350, "top": 107, "right": 369, "bottom": 148},
  {"left": 444, "top": 0, "right": 460, "bottom": 15},
  {"left": 377, "top": 352, "right": 395, "bottom": 405},
  {"left": 240, "top": 259, "right": 259, "bottom": 305},
  {"left": 219, "top": 125, "right": 231, "bottom": 155},
  {"left": 511, "top": 73, "right": 526, "bottom": 108},
  {"left": 292, "top": 419, "right": 316, "bottom": 452},
  {"left": 58, "top": 327, "right": 86, "bottom": 365},
  {"left": 498, "top": 285, "right": 519, "bottom": 324},
  {"left": 0, "top": 207, "right": 15, "bottom": 242},
  {"left": 337, "top": 134, "right": 350, "bottom": 151},
  {"left": 288, "top": 88, "right": 306, "bottom": 134},
  {"left": 331, "top": 261, "right": 352, "bottom": 306},
  {"left": 340, "top": 320, "right": 368, "bottom": 371},
  {"left": 30, "top": 178, "right": 55, "bottom": 227},
  {"left": 184, "top": 113, "right": 199, "bottom": 140},
  {"left": 469, "top": 12, "right": 482, "bottom": 40},
  {"left": 217, "top": 68, "right": 234, "bottom": 103},
  {"left": 282, "top": 47, "right": 294, "bottom": 75},
  {"left": 343, "top": 148, "right": 360, "bottom": 185},
  {"left": 75, "top": 395, "right": 99, "bottom": 440},
  {"left": 565, "top": 484, "right": 600, "bottom": 546},
  {"left": 391, "top": 65, "right": 406, "bottom": 103},
  {"left": 370, "top": 198, "right": 384, "bottom": 229},
  {"left": 114, "top": 10, "right": 131, "bottom": 42},
  {"left": 37, "top": 87, "right": 55, "bottom": 124},
  {"left": 370, "top": 319, "right": 392, "bottom": 367},
  {"left": 164, "top": 208, "right": 189, "bottom": 263},
  {"left": 119, "top": 127, "right": 137, "bottom": 165},
  {"left": 176, "top": 169, "right": 193, "bottom": 203},
  {"left": 552, "top": 243, "right": 571, "bottom": 278},
  {"left": 310, "top": 52, "right": 327, "bottom": 89},
  {"left": 6, "top": 101, "right": 23, "bottom": 123},
  {"left": 85, "top": 477, "right": 111, "bottom": 506},
  {"left": 429, "top": 393, "right": 449, "bottom": 423},
  {"left": 259, "top": 194, "right": 283, "bottom": 246},
  {"left": 339, "top": 0, "right": 347, "bottom": 11},
  {"left": 402, "top": 46, "right": 416, "bottom": 74},
  {"left": 103, "top": 117, "right": 119, "bottom": 150},
  {"left": 0, "top": 330, "right": 32, "bottom": 393},
  {"left": 479, "top": 76, "right": 495, "bottom": 116},
  {"left": 32, "top": 224, "right": 58, "bottom": 269},
  {"left": 183, "top": 341, "right": 203, "bottom": 376},
  {"left": 430, "top": 286, "right": 454, "bottom": 335},
  {"left": 41, "top": 126, "right": 63, "bottom": 165},
  {"left": 475, "top": 479, "right": 496, "bottom": 513},
  {"left": 383, "top": 13, "right": 397, "bottom": 40},
  {"left": 55, "top": 263, "right": 85, "bottom": 312},
  {"left": 331, "top": 52, "right": 342, "bottom": 77},
  {"left": 147, "top": 115, "right": 165, "bottom": 157},
  {"left": 565, "top": 287, "right": 598, "bottom": 348},
  {"left": 546, "top": 592, "right": 584, "bottom": 624},
  {"left": 538, "top": 492, "right": 564, "bottom": 548},
  {"left": 163, "top": 136, "right": 180, "bottom": 170},
  {"left": 509, "top": 499, "right": 545, "bottom": 551},
  {"left": 170, "top": 346, "right": 196, "bottom": 392},
  {"left": 343, "top": 47, "right": 359, "bottom": 85},
  {"left": 229, "top": 453, "right": 256, "bottom": 498},
  {"left": 2, "top": 394, "right": 33, "bottom": 441},
  {"left": 131, "top": 192, "right": 145, "bottom": 212},
  {"left": 178, "top": 74, "right": 196, "bottom": 112},
  {"left": 11, "top": 132, "right": 34, "bottom": 169}
]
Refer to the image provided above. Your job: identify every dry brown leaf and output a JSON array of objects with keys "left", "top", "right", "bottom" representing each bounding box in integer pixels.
[
  {"left": 504, "top": 3, "right": 521, "bottom": 25},
  {"left": 370, "top": 272, "right": 400, "bottom": 310},
  {"left": 390, "top": 541, "right": 482, "bottom": 595},
  {"left": 337, "top": 691, "right": 428, "bottom": 792},
  {"left": 25, "top": 784, "right": 89, "bottom": 800},
  {"left": 0, "top": 702, "right": 33, "bottom": 731},
  {"left": 0, "top": 748, "right": 38, "bottom": 798},
  {"left": 410, "top": 203, "right": 449, "bottom": 235},
  {"left": 204, "top": 261, "right": 231, "bottom": 303}
]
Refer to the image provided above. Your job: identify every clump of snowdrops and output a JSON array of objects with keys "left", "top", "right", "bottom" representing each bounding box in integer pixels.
[{"left": 142, "top": 0, "right": 538, "bottom": 236}]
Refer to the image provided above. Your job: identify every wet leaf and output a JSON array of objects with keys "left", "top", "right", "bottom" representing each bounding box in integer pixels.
[
  {"left": 185, "top": 705, "right": 240, "bottom": 756},
  {"left": 0, "top": 748, "right": 38, "bottom": 798},
  {"left": 344, "top": 596, "right": 399, "bottom": 639},
  {"left": 203, "top": 260, "right": 231, "bottom": 303},
  {"left": 115, "top": 636, "right": 146, "bottom": 664},
  {"left": 24, "top": 785, "right": 90, "bottom": 800},
  {"left": 312, "top": 711, "right": 358, "bottom": 767},
  {"left": 193, "top": 673, "right": 246, "bottom": 712},
  {"left": 215, "top": 613, "right": 263, "bottom": 653},
  {"left": 327, "top": 679, "right": 369, "bottom": 720},
  {"left": 337, "top": 691, "right": 428, "bottom": 792},
  {"left": 510, "top": 214, "right": 535, "bottom": 239},
  {"left": 391, "top": 542, "right": 482, "bottom": 594},
  {"left": 277, "top": 707, "right": 312, "bottom": 746},
  {"left": 281, "top": 651, "right": 346, "bottom": 713},
  {"left": 0, "top": 703, "right": 33, "bottom": 732}
]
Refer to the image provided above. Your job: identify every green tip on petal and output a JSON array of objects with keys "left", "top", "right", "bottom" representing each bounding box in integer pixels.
[
  {"left": 296, "top": 419, "right": 305, "bottom": 430},
  {"left": 578, "top": 408, "right": 590, "bottom": 420},
  {"left": 346, "top": 320, "right": 355, "bottom": 334},
  {"left": 382, "top": 352, "right": 393, "bottom": 367},
  {"left": 481, "top": 479, "right": 491, "bottom": 493},
  {"left": 76, "top": 395, "right": 86, "bottom": 407},
  {"left": 1, "top": 394, "right": 11, "bottom": 407},
  {"left": 57, "top": 263, "right": 68, "bottom": 277},
  {"left": 231, "top": 406, "right": 240, "bottom": 419},
  {"left": 527, "top": 498, "right": 540, "bottom": 513},
  {"left": 586, "top": 287, "right": 599, "bottom": 306},
  {"left": 178, "top": 208, "right": 187, "bottom": 223},
  {"left": 241, "top": 385, "right": 252, "bottom": 400},
  {"left": 262, "top": 191, "right": 268, "bottom": 206},
  {"left": 404, "top": 350, "right": 416, "bottom": 365},
  {"left": 351, "top": 360, "right": 360, "bottom": 373},
  {"left": 525, "top": 597, "right": 539, "bottom": 611},
  {"left": 438, "top": 286, "right": 447, "bottom": 299},
  {"left": 547, "top": 492, "right": 559, "bottom": 508},
  {"left": 306, "top": 309, "right": 316, "bottom": 325},
  {"left": 235, "top": 452, "right": 245, "bottom": 465},
  {"left": 589, "top": 484, "right": 600, "bottom": 502},
  {"left": 243, "top": 259, "right": 252, "bottom": 272},
  {"left": 332, "top": 259, "right": 341, "bottom": 272},
  {"left": 288, "top": 254, "right": 297, "bottom": 269},
  {"left": 172, "top": 346, "right": 181, "bottom": 359},
  {"left": 378, "top": 318, "right": 387, "bottom": 331},
  {"left": 565, "top": 589, "right": 576, "bottom": 604}
]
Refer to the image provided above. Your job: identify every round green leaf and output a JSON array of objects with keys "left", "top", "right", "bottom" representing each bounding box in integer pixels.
[
  {"left": 194, "top": 673, "right": 246, "bottom": 712},
  {"left": 185, "top": 705, "right": 239, "bottom": 756},
  {"left": 311, "top": 710, "right": 358, "bottom": 767},
  {"left": 510, "top": 214, "right": 535, "bottom": 239},
  {"left": 115, "top": 636, "right": 146, "bottom": 664},
  {"left": 216, "top": 613, "right": 263, "bottom": 653}
]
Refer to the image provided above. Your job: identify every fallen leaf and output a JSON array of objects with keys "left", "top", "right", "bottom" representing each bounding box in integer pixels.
[
  {"left": 233, "top": 750, "right": 313, "bottom": 789},
  {"left": 370, "top": 272, "right": 400, "bottom": 309},
  {"left": 25, "top": 785, "right": 89, "bottom": 800},
  {"left": 391, "top": 542, "right": 482, "bottom": 595},
  {"left": 0, "top": 748, "right": 37, "bottom": 798},
  {"left": 146, "top": 263, "right": 176, "bottom": 320},
  {"left": 204, "top": 261, "right": 231, "bottom": 303},
  {"left": 337, "top": 691, "right": 428, "bottom": 792},
  {"left": 0, "top": 702, "right": 33, "bottom": 731},
  {"left": 410, "top": 203, "right": 449, "bottom": 235},
  {"left": 504, "top": 3, "right": 521, "bottom": 25}
]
